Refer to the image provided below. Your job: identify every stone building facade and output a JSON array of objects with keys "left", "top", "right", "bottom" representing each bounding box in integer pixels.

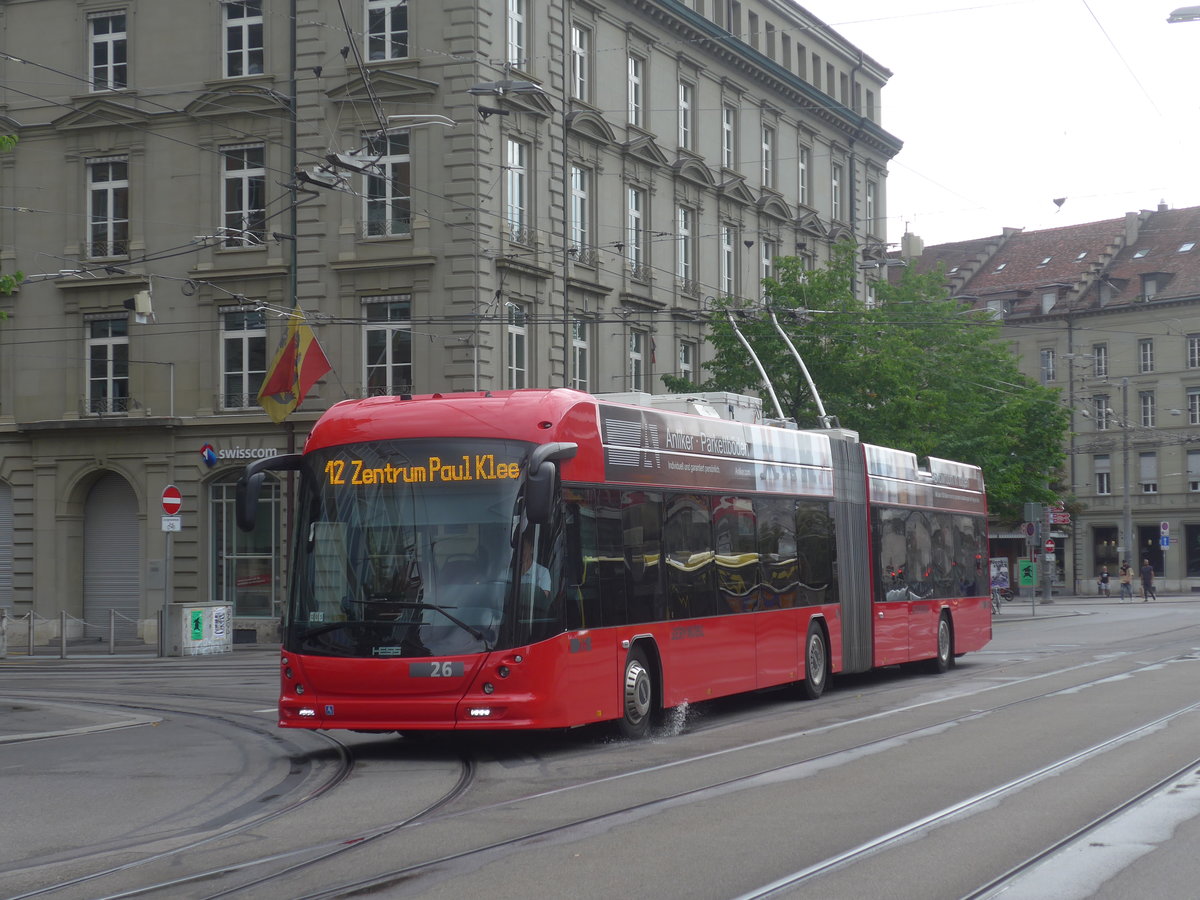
[{"left": 0, "top": 0, "right": 900, "bottom": 640}]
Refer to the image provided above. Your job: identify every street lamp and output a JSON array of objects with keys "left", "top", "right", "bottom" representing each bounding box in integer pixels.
[{"left": 1168, "top": 6, "right": 1200, "bottom": 22}]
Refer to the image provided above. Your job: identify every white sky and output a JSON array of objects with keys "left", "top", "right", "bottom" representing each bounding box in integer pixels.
[{"left": 800, "top": 0, "right": 1200, "bottom": 247}]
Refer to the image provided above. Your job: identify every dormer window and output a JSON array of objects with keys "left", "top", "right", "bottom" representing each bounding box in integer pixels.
[
  {"left": 1076, "top": 251, "right": 1087, "bottom": 260},
  {"left": 1133, "top": 248, "right": 1149, "bottom": 258},
  {"left": 1179, "top": 242, "right": 1196, "bottom": 253},
  {"left": 994, "top": 262, "right": 1007, "bottom": 272},
  {"left": 1037, "top": 256, "right": 1052, "bottom": 267}
]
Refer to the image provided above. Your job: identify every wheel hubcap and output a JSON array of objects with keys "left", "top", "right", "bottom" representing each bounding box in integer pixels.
[
  {"left": 624, "top": 660, "right": 651, "bottom": 723},
  {"left": 808, "top": 635, "right": 825, "bottom": 687}
]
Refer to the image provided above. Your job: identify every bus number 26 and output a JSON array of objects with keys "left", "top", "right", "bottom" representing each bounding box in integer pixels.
[{"left": 410, "top": 661, "right": 464, "bottom": 678}]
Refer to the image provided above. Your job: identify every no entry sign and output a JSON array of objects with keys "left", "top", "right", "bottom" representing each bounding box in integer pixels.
[{"left": 162, "top": 484, "right": 182, "bottom": 515}]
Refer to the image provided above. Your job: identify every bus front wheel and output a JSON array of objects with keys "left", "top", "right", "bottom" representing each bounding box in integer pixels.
[
  {"left": 619, "top": 647, "right": 655, "bottom": 739},
  {"left": 800, "top": 622, "right": 828, "bottom": 701}
]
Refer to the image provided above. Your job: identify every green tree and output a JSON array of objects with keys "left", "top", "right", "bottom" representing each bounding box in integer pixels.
[
  {"left": 0, "top": 134, "right": 21, "bottom": 297},
  {"left": 665, "top": 242, "right": 1069, "bottom": 521}
]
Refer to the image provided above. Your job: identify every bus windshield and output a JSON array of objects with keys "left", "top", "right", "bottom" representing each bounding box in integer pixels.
[{"left": 286, "top": 438, "right": 531, "bottom": 658}]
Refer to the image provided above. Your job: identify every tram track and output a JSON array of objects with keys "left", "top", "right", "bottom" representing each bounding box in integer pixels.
[
  {"left": 8, "top": 622, "right": 1200, "bottom": 898},
  {"left": 34, "top": 639, "right": 1194, "bottom": 899},
  {"left": 2, "top": 705, "right": 354, "bottom": 900}
]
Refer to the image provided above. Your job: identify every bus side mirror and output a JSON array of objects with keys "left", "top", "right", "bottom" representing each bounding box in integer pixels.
[
  {"left": 524, "top": 442, "right": 578, "bottom": 526},
  {"left": 235, "top": 453, "right": 303, "bottom": 532}
]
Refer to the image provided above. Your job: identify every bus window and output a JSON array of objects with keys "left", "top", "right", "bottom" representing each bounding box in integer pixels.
[
  {"left": 713, "top": 495, "right": 758, "bottom": 612},
  {"left": 664, "top": 493, "right": 715, "bottom": 619},
  {"left": 757, "top": 497, "right": 797, "bottom": 608},
  {"left": 796, "top": 500, "right": 836, "bottom": 605},
  {"left": 593, "top": 490, "right": 629, "bottom": 625},
  {"left": 621, "top": 491, "right": 662, "bottom": 624}
]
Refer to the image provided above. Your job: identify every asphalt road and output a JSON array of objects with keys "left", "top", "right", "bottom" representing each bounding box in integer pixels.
[{"left": 3, "top": 597, "right": 1200, "bottom": 899}]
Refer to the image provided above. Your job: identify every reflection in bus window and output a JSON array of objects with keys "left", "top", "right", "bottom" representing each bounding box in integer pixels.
[
  {"left": 622, "top": 491, "right": 661, "bottom": 623},
  {"left": 714, "top": 495, "right": 757, "bottom": 612},
  {"left": 664, "top": 493, "right": 715, "bottom": 619},
  {"left": 795, "top": 500, "right": 836, "bottom": 605}
]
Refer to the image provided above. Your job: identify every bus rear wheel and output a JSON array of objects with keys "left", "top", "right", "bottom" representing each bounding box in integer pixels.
[
  {"left": 929, "top": 614, "right": 953, "bottom": 674},
  {"left": 800, "top": 622, "right": 828, "bottom": 701},
  {"left": 619, "top": 647, "right": 655, "bottom": 739}
]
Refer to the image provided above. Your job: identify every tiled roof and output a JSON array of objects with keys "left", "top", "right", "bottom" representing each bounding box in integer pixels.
[
  {"left": 1084, "top": 206, "right": 1200, "bottom": 307},
  {"left": 906, "top": 204, "right": 1200, "bottom": 318}
]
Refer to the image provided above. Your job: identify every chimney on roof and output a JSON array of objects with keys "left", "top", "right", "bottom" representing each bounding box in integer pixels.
[
  {"left": 1125, "top": 211, "right": 1141, "bottom": 246},
  {"left": 1158, "top": 200, "right": 1169, "bottom": 213},
  {"left": 900, "top": 232, "right": 924, "bottom": 260}
]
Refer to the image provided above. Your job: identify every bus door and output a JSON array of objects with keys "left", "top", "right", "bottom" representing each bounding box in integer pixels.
[{"left": 873, "top": 570, "right": 910, "bottom": 667}]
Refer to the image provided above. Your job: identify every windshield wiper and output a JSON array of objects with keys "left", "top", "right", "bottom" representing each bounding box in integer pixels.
[{"left": 373, "top": 600, "right": 491, "bottom": 647}]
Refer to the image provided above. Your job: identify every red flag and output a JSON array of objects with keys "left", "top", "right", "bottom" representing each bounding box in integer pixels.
[{"left": 257, "top": 306, "right": 332, "bottom": 423}]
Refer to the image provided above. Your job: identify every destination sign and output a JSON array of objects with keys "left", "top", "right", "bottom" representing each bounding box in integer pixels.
[{"left": 324, "top": 454, "right": 521, "bottom": 486}]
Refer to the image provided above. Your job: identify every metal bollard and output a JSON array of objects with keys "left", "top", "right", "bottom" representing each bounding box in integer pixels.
[
  {"left": 60, "top": 610, "right": 67, "bottom": 659},
  {"left": 28, "top": 611, "right": 34, "bottom": 657},
  {"left": 109, "top": 608, "right": 116, "bottom": 655}
]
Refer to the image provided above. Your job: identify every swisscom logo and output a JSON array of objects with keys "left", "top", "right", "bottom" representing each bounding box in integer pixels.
[{"left": 200, "top": 443, "right": 279, "bottom": 467}]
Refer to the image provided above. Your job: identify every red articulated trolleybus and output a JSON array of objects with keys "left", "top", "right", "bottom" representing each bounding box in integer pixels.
[{"left": 237, "top": 389, "right": 990, "bottom": 738}]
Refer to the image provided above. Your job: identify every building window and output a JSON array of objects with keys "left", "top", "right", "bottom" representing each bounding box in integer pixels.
[
  {"left": 761, "top": 240, "right": 776, "bottom": 283},
  {"left": 570, "top": 24, "right": 589, "bottom": 101},
  {"left": 722, "top": 104, "right": 736, "bottom": 168},
  {"left": 87, "top": 157, "right": 129, "bottom": 258},
  {"left": 1139, "top": 338, "right": 1154, "bottom": 373},
  {"left": 224, "top": 1, "right": 263, "bottom": 78},
  {"left": 221, "top": 307, "right": 266, "bottom": 410},
  {"left": 363, "top": 295, "right": 412, "bottom": 396},
  {"left": 798, "top": 145, "right": 809, "bottom": 206},
  {"left": 89, "top": 11, "right": 127, "bottom": 91},
  {"left": 569, "top": 164, "right": 590, "bottom": 253},
  {"left": 1142, "top": 273, "right": 1158, "bottom": 300},
  {"left": 678, "top": 81, "right": 694, "bottom": 149},
  {"left": 86, "top": 316, "right": 129, "bottom": 415},
  {"left": 367, "top": 0, "right": 409, "bottom": 60},
  {"left": 720, "top": 224, "right": 735, "bottom": 296},
  {"left": 1190, "top": 387, "right": 1200, "bottom": 426},
  {"left": 761, "top": 124, "right": 775, "bottom": 189},
  {"left": 506, "top": 0, "right": 526, "bottom": 67},
  {"left": 628, "top": 55, "right": 644, "bottom": 127},
  {"left": 1189, "top": 449, "right": 1200, "bottom": 492},
  {"left": 676, "top": 205, "right": 694, "bottom": 284},
  {"left": 1040, "top": 348, "right": 1056, "bottom": 384},
  {"left": 831, "top": 163, "right": 843, "bottom": 221},
  {"left": 571, "top": 319, "right": 589, "bottom": 392},
  {"left": 1189, "top": 334, "right": 1200, "bottom": 369},
  {"left": 1093, "top": 395, "right": 1110, "bottom": 430},
  {"left": 506, "top": 302, "right": 527, "bottom": 388},
  {"left": 213, "top": 472, "right": 279, "bottom": 617},
  {"left": 1140, "top": 390, "right": 1155, "bottom": 428},
  {"left": 626, "top": 186, "right": 646, "bottom": 273},
  {"left": 504, "top": 138, "right": 529, "bottom": 243},
  {"left": 628, "top": 329, "right": 647, "bottom": 391},
  {"left": 1140, "top": 451, "right": 1158, "bottom": 494},
  {"left": 866, "top": 180, "right": 878, "bottom": 234},
  {"left": 1093, "top": 343, "right": 1108, "bottom": 377},
  {"left": 221, "top": 144, "right": 266, "bottom": 246},
  {"left": 678, "top": 339, "right": 696, "bottom": 384},
  {"left": 1094, "top": 455, "right": 1111, "bottom": 495},
  {"left": 363, "top": 130, "right": 411, "bottom": 237}
]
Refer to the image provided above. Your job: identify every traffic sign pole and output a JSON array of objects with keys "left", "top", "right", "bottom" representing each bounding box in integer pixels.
[{"left": 159, "top": 484, "right": 183, "bottom": 646}]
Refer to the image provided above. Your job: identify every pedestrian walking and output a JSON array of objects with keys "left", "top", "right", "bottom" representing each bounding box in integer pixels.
[
  {"left": 1118, "top": 561, "right": 1134, "bottom": 602},
  {"left": 1140, "top": 559, "right": 1157, "bottom": 602},
  {"left": 1097, "top": 565, "right": 1111, "bottom": 597}
]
